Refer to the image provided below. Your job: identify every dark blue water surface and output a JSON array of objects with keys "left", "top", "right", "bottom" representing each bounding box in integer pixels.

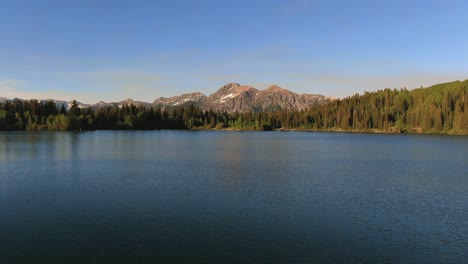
[{"left": 0, "top": 131, "right": 467, "bottom": 263}]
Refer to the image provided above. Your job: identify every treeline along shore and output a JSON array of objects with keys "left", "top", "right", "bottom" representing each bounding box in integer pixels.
[{"left": 1, "top": 80, "right": 467, "bottom": 135}]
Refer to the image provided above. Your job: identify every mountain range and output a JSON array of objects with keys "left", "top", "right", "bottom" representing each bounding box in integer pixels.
[{"left": 1, "top": 83, "right": 333, "bottom": 112}]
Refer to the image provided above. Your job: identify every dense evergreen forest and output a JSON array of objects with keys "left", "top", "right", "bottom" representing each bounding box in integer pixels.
[{"left": 1, "top": 80, "right": 467, "bottom": 134}]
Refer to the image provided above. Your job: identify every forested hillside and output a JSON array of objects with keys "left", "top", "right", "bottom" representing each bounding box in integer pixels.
[
  {"left": 1, "top": 80, "right": 466, "bottom": 134},
  {"left": 303, "top": 80, "right": 467, "bottom": 134}
]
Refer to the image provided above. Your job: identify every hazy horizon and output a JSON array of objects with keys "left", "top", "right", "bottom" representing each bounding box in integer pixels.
[{"left": 1, "top": 0, "right": 468, "bottom": 103}]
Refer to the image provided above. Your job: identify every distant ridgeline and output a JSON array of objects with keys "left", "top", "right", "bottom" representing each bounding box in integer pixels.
[{"left": 0, "top": 80, "right": 467, "bottom": 135}]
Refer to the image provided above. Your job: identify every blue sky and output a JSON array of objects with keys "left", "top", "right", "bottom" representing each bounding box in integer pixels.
[{"left": 1, "top": 0, "right": 467, "bottom": 103}]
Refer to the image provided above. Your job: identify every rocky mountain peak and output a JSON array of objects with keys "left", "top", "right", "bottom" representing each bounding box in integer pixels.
[
  {"left": 265, "top": 84, "right": 283, "bottom": 91},
  {"left": 153, "top": 92, "right": 208, "bottom": 107},
  {"left": 221, "top": 82, "right": 241, "bottom": 90},
  {"left": 209, "top": 82, "right": 258, "bottom": 103},
  {"left": 122, "top": 98, "right": 135, "bottom": 103},
  {"left": 262, "top": 85, "right": 295, "bottom": 95}
]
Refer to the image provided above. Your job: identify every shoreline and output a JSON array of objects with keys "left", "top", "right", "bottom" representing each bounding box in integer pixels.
[{"left": 1, "top": 127, "right": 466, "bottom": 136}]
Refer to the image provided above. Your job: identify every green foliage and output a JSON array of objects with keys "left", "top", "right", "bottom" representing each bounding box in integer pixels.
[{"left": 46, "top": 114, "right": 70, "bottom": 131}]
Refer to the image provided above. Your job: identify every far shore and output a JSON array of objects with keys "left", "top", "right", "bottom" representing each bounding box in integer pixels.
[
  {"left": 188, "top": 127, "right": 467, "bottom": 136},
  {"left": 2, "top": 127, "right": 466, "bottom": 136}
]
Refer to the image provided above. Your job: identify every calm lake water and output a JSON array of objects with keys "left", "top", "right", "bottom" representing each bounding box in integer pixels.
[{"left": 0, "top": 131, "right": 467, "bottom": 263}]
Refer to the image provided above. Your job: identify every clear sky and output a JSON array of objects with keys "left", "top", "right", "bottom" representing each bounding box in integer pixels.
[{"left": 1, "top": 0, "right": 467, "bottom": 103}]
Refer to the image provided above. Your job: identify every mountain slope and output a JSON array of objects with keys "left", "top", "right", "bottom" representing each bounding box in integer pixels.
[
  {"left": 254, "top": 85, "right": 321, "bottom": 111},
  {"left": 153, "top": 92, "right": 207, "bottom": 108},
  {"left": 206, "top": 83, "right": 260, "bottom": 112}
]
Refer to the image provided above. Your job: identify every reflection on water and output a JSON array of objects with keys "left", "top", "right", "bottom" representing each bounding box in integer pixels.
[{"left": 0, "top": 131, "right": 467, "bottom": 263}]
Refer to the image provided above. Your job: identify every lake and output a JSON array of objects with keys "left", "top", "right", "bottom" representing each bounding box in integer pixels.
[{"left": 0, "top": 131, "right": 467, "bottom": 263}]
